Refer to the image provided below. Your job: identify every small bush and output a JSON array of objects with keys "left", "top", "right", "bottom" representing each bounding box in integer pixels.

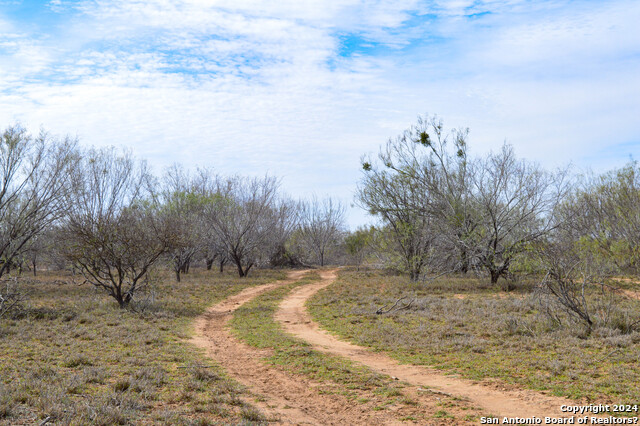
[
  {"left": 113, "top": 379, "right": 130, "bottom": 393},
  {"left": 63, "top": 354, "right": 93, "bottom": 368},
  {"left": 240, "top": 406, "right": 268, "bottom": 422},
  {"left": 0, "top": 278, "right": 27, "bottom": 319},
  {"left": 190, "top": 364, "right": 223, "bottom": 383},
  {"left": 0, "top": 387, "right": 14, "bottom": 419}
]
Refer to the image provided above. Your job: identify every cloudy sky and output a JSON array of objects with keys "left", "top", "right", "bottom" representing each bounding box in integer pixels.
[{"left": 1, "top": 0, "right": 638, "bottom": 227}]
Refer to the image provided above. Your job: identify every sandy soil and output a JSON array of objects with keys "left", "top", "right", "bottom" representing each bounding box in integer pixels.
[{"left": 276, "top": 269, "right": 586, "bottom": 420}]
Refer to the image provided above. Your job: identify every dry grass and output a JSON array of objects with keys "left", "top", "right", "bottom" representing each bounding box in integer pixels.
[
  {"left": 0, "top": 267, "right": 285, "bottom": 425},
  {"left": 308, "top": 268, "right": 640, "bottom": 405}
]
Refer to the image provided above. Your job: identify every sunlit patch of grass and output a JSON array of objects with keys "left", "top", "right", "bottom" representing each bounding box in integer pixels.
[
  {"left": 0, "top": 267, "right": 284, "bottom": 424},
  {"left": 307, "top": 269, "right": 640, "bottom": 406}
]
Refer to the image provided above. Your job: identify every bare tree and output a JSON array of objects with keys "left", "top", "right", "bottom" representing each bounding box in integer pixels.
[
  {"left": 468, "top": 145, "right": 570, "bottom": 283},
  {"left": 62, "top": 148, "right": 166, "bottom": 308},
  {"left": 204, "top": 241, "right": 227, "bottom": 272},
  {"left": 534, "top": 224, "right": 622, "bottom": 331},
  {"left": 358, "top": 115, "right": 571, "bottom": 283},
  {"left": 357, "top": 166, "right": 436, "bottom": 281},
  {"left": 22, "top": 229, "right": 53, "bottom": 276},
  {"left": 265, "top": 196, "right": 300, "bottom": 267},
  {"left": 406, "top": 116, "right": 476, "bottom": 274},
  {"left": 160, "top": 164, "right": 209, "bottom": 282},
  {"left": 182, "top": 167, "right": 230, "bottom": 274},
  {"left": 297, "top": 196, "right": 345, "bottom": 266},
  {"left": 0, "top": 125, "right": 76, "bottom": 277},
  {"left": 208, "top": 176, "right": 287, "bottom": 277}
]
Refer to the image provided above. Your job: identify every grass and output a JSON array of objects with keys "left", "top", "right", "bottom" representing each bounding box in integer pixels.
[
  {"left": 229, "top": 270, "right": 441, "bottom": 421},
  {"left": 0, "top": 267, "right": 285, "bottom": 425},
  {"left": 307, "top": 268, "right": 640, "bottom": 405}
]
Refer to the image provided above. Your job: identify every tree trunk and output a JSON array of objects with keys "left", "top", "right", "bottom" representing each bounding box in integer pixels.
[
  {"left": 114, "top": 287, "right": 132, "bottom": 309},
  {"left": 409, "top": 268, "right": 420, "bottom": 282},
  {"left": 460, "top": 249, "right": 469, "bottom": 274},
  {"left": 219, "top": 258, "right": 225, "bottom": 273},
  {"left": 235, "top": 261, "right": 245, "bottom": 277},
  {"left": 175, "top": 269, "right": 181, "bottom": 282},
  {"left": 490, "top": 259, "right": 510, "bottom": 284},
  {"left": 206, "top": 258, "right": 214, "bottom": 270},
  {"left": 117, "top": 295, "right": 132, "bottom": 309}
]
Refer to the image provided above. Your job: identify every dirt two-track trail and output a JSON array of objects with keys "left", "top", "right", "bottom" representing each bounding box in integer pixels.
[
  {"left": 275, "top": 269, "right": 583, "bottom": 420},
  {"left": 191, "top": 270, "right": 412, "bottom": 425},
  {"left": 193, "top": 269, "right": 594, "bottom": 424}
]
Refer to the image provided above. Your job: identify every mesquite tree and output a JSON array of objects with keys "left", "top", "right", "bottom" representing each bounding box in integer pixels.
[
  {"left": 160, "top": 165, "right": 209, "bottom": 282},
  {"left": 208, "top": 176, "right": 291, "bottom": 277},
  {"left": 0, "top": 125, "right": 76, "bottom": 277},
  {"left": 533, "top": 161, "right": 640, "bottom": 331},
  {"left": 62, "top": 148, "right": 167, "bottom": 308},
  {"left": 468, "top": 145, "right": 570, "bottom": 282},
  {"left": 566, "top": 161, "right": 640, "bottom": 275},
  {"left": 357, "top": 116, "right": 464, "bottom": 280},
  {"left": 297, "top": 196, "right": 345, "bottom": 266},
  {"left": 357, "top": 165, "right": 436, "bottom": 281},
  {"left": 358, "top": 115, "right": 570, "bottom": 283}
]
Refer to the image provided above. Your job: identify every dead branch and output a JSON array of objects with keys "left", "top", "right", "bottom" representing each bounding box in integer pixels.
[
  {"left": 421, "top": 270, "right": 455, "bottom": 283},
  {"left": 0, "top": 277, "right": 28, "bottom": 319},
  {"left": 591, "top": 349, "right": 622, "bottom": 365},
  {"left": 375, "top": 296, "right": 415, "bottom": 315}
]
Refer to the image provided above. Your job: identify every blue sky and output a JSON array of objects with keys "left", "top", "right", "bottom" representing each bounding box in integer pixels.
[{"left": 1, "top": 0, "right": 639, "bottom": 228}]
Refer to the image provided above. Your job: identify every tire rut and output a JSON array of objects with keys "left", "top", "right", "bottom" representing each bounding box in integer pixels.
[
  {"left": 191, "top": 270, "right": 415, "bottom": 425},
  {"left": 276, "top": 269, "right": 590, "bottom": 420}
]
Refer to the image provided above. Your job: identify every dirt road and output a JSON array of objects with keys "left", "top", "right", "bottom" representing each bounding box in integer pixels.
[
  {"left": 275, "top": 269, "right": 580, "bottom": 420},
  {"left": 192, "top": 270, "right": 432, "bottom": 425}
]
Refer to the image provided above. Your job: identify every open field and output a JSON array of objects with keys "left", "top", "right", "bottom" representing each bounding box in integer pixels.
[
  {"left": 3, "top": 266, "right": 639, "bottom": 425},
  {"left": 307, "top": 269, "right": 640, "bottom": 406},
  {"left": 0, "top": 268, "right": 284, "bottom": 425}
]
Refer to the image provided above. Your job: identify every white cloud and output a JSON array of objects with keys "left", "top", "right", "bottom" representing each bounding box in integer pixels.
[{"left": 0, "top": 0, "right": 638, "bottom": 227}]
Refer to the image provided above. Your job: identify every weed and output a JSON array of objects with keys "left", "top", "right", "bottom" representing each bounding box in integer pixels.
[
  {"left": 240, "top": 406, "right": 268, "bottom": 422},
  {"left": 434, "top": 409, "right": 453, "bottom": 418},
  {"left": 63, "top": 354, "right": 93, "bottom": 368}
]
